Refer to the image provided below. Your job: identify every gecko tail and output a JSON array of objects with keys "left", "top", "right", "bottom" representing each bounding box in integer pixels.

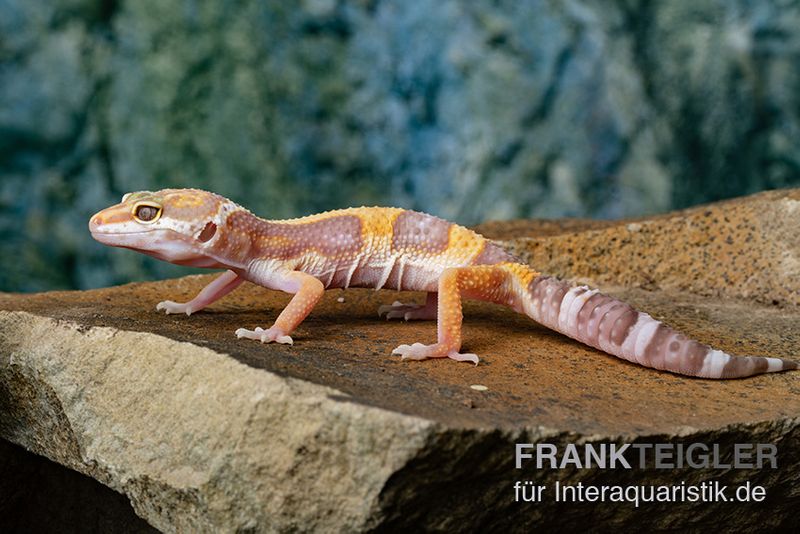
[{"left": 521, "top": 274, "right": 798, "bottom": 379}]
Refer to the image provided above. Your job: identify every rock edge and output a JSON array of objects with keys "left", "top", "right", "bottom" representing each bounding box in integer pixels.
[{"left": 2, "top": 309, "right": 799, "bottom": 532}]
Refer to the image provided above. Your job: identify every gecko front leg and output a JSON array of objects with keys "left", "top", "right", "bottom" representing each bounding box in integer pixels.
[
  {"left": 235, "top": 266, "right": 325, "bottom": 345},
  {"left": 156, "top": 270, "right": 244, "bottom": 315}
]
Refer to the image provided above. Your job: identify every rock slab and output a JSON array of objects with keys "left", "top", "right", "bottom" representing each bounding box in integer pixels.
[
  {"left": 477, "top": 188, "right": 800, "bottom": 306},
  {"left": 1, "top": 191, "right": 800, "bottom": 531}
]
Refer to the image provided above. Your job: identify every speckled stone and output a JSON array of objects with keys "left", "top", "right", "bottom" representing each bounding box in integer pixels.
[{"left": 477, "top": 189, "right": 800, "bottom": 306}]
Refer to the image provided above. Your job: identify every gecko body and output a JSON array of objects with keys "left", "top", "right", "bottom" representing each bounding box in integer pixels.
[{"left": 89, "top": 188, "right": 798, "bottom": 378}]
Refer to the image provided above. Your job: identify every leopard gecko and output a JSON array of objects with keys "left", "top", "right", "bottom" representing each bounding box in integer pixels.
[{"left": 88, "top": 188, "right": 798, "bottom": 378}]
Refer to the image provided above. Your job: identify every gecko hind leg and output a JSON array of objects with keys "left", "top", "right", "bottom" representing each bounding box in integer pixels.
[
  {"left": 392, "top": 265, "right": 518, "bottom": 365},
  {"left": 378, "top": 292, "right": 438, "bottom": 321}
]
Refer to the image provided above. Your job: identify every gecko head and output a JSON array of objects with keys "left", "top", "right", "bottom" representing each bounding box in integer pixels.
[{"left": 89, "top": 188, "right": 232, "bottom": 267}]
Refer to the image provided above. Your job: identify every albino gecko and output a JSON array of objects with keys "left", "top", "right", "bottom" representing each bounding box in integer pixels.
[{"left": 89, "top": 188, "right": 798, "bottom": 378}]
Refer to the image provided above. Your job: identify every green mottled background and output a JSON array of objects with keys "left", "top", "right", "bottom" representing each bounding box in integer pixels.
[{"left": 2, "top": 0, "right": 799, "bottom": 291}]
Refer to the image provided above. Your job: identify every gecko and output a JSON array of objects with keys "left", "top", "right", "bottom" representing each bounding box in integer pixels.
[{"left": 89, "top": 188, "right": 798, "bottom": 379}]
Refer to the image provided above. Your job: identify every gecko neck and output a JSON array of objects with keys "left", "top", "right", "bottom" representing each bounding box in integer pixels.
[{"left": 209, "top": 209, "right": 305, "bottom": 269}]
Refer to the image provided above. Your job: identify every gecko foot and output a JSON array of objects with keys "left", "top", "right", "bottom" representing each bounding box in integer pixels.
[
  {"left": 377, "top": 300, "right": 437, "bottom": 321},
  {"left": 392, "top": 342, "right": 479, "bottom": 365},
  {"left": 235, "top": 326, "right": 293, "bottom": 345},
  {"left": 156, "top": 300, "right": 194, "bottom": 316}
]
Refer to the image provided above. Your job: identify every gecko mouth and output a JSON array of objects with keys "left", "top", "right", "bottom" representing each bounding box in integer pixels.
[
  {"left": 90, "top": 228, "right": 207, "bottom": 265},
  {"left": 90, "top": 229, "right": 166, "bottom": 249},
  {"left": 90, "top": 230, "right": 155, "bottom": 244},
  {"left": 90, "top": 230, "right": 155, "bottom": 236}
]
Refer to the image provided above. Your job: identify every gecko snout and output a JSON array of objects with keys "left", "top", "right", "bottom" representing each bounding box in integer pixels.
[
  {"left": 89, "top": 210, "right": 111, "bottom": 233},
  {"left": 89, "top": 214, "right": 102, "bottom": 231},
  {"left": 89, "top": 203, "right": 134, "bottom": 233}
]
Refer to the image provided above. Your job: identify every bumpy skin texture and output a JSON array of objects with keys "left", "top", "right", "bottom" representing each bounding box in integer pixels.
[{"left": 89, "top": 188, "right": 798, "bottom": 378}]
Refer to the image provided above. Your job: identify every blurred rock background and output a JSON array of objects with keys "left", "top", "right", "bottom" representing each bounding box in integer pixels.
[{"left": 1, "top": 0, "right": 799, "bottom": 291}]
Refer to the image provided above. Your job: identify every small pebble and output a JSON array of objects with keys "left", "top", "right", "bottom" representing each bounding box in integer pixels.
[
  {"left": 337, "top": 297, "right": 345, "bottom": 303},
  {"left": 470, "top": 384, "right": 488, "bottom": 391}
]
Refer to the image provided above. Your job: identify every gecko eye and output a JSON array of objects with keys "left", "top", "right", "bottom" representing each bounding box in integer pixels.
[{"left": 132, "top": 202, "right": 162, "bottom": 224}]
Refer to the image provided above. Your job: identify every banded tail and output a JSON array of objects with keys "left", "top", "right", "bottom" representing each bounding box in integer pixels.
[{"left": 523, "top": 274, "right": 798, "bottom": 378}]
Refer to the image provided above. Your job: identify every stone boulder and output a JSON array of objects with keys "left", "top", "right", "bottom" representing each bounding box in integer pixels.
[
  {"left": 476, "top": 188, "right": 800, "bottom": 306},
  {"left": 1, "top": 190, "right": 799, "bottom": 531}
]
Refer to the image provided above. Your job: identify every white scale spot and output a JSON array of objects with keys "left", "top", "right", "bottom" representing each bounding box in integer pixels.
[{"left": 470, "top": 384, "right": 488, "bottom": 391}]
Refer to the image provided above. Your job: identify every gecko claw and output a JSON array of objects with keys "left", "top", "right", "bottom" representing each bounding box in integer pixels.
[
  {"left": 392, "top": 342, "right": 480, "bottom": 364},
  {"left": 156, "top": 300, "right": 194, "bottom": 316},
  {"left": 236, "top": 327, "right": 293, "bottom": 345}
]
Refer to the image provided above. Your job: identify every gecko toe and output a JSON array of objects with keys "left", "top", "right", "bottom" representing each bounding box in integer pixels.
[
  {"left": 393, "top": 343, "right": 478, "bottom": 363},
  {"left": 235, "top": 328, "right": 250, "bottom": 339},
  {"left": 377, "top": 301, "right": 404, "bottom": 317},
  {"left": 379, "top": 300, "right": 425, "bottom": 320},
  {"left": 449, "top": 352, "right": 479, "bottom": 365},
  {"left": 157, "top": 300, "right": 193, "bottom": 315},
  {"left": 236, "top": 326, "right": 292, "bottom": 344},
  {"left": 392, "top": 342, "right": 439, "bottom": 360},
  {"left": 391, "top": 343, "right": 412, "bottom": 355},
  {"left": 392, "top": 343, "right": 426, "bottom": 360}
]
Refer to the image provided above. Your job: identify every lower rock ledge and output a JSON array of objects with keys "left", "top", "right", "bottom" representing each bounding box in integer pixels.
[{"left": 1, "top": 310, "right": 798, "bottom": 532}]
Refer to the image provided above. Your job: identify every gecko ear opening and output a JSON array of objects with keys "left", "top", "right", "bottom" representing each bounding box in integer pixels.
[{"left": 198, "top": 221, "right": 217, "bottom": 243}]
